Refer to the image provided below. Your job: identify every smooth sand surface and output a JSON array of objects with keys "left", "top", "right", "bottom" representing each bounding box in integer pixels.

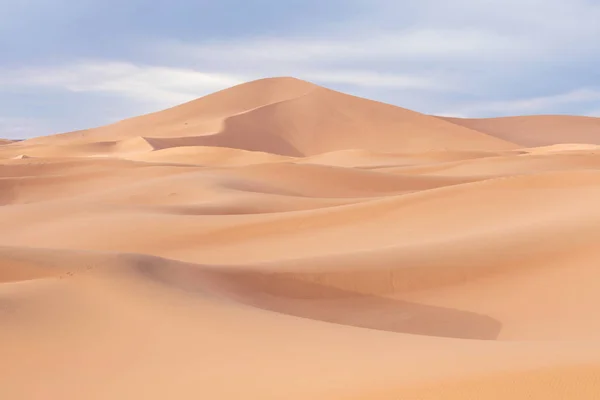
[
  {"left": 442, "top": 115, "right": 600, "bottom": 147},
  {"left": 3, "top": 77, "right": 600, "bottom": 399}
]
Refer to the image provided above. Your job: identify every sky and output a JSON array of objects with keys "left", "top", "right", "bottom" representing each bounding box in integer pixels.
[{"left": 1, "top": 0, "right": 600, "bottom": 139}]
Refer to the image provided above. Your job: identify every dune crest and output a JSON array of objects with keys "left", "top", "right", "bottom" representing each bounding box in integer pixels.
[{"left": 3, "top": 78, "right": 600, "bottom": 399}]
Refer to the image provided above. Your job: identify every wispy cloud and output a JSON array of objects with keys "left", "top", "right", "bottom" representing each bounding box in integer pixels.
[
  {"left": 1, "top": 0, "right": 600, "bottom": 137},
  {"left": 302, "top": 70, "right": 454, "bottom": 91},
  {"left": 0, "top": 62, "right": 246, "bottom": 108},
  {"left": 169, "top": 28, "right": 525, "bottom": 65},
  {"left": 0, "top": 60, "right": 455, "bottom": 113},
  {"left": 438, "top": 88, "right": 600, "bottom": 117},
  {"left": 158, "top": 0, "right": 599, "bottom": 71}
]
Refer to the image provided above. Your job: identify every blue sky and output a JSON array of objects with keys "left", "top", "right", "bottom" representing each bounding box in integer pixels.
[{"left": 2, "top": 0, "right": 600, "bottom": 139}]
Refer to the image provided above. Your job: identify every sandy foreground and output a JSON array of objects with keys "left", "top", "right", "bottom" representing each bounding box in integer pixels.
[{"left": 3, "top": 77, "right": 600, "bottom": 399}]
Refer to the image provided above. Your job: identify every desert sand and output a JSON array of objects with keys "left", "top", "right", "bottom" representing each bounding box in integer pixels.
[{"left": 2, "top": 77, "right": 600, "bottom": 399}]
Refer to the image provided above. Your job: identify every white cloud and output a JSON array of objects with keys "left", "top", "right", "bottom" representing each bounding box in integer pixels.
[
  {"left": 301, "top": 70, "right": 454, "bottom": 91},
  {"left": 166, "top": 28, "right": 528, "bottom": 66},
  {"left": 0, "top": 62, "right": 246, "bottom": 108},
  {"left": 431, "top": 112, "right": 471, "bottom": 119},
  {"left": 364, "top": 0, "right": 600, "bottom": 49},
  {"left": 158, "top": 0, "right": 600, "bottom": 72},
  {"left": 0, "top": 59, "right": 457, "bottom": 114},
  {"left": 2, "top": 0, "right": 600, "bottom": 136},
  {"left": 437, "top": 88, "right": 600, "bottom": 117},
  {"left": 150, "top": 0, "right": 600, "bottom": 104}
]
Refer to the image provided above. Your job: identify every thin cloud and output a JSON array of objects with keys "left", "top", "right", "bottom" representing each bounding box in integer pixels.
[
  {"left": 0, "top": 60, "right": 457, "bottom": 112},
  {"left": 438, "top": 88, "right": 600, "bottom": 117},
  {"left": 0, "top": 62, "right": 246, "bottom": 108},
  {"left": 302, "top": 70, "right": 454, "bottom": 91},
  {"left": 2, "top": 0, "right": 600, "bottom": 138},
  {"left": 166, "top": 28, "right": 528, "bottom": 65}
]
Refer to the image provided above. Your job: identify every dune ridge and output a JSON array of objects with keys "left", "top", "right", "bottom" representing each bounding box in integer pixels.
[{"left": 3, "top": 77, "right": 600, "bottom": 399}]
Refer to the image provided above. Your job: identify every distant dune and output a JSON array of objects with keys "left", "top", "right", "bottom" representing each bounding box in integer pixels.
[
  {"left": 441, "top": 114, "right": 600, "bottom": 146},
  {"left": 3, "top": 78, "right": 600, "bottom": 399}
]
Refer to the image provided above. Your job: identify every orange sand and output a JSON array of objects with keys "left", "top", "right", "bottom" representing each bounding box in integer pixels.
[{"left": 2, "top": 77, "right": 600, "bottom": 399}]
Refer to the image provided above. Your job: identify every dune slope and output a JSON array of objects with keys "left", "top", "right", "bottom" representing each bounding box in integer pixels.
[
  {"left": 15, "top": 77, "right": 516, "bottom": 156},
  {"left": 441, "top": 115, "right": 600, "bottom": 146},
  {"left": 3, "top": 78, "right": 600, "bottom": 399}
]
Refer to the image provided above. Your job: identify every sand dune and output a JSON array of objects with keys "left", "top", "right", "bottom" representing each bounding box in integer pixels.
[
  {"left": 379, "top": 149, "right": 600, "bottom": 178},
  {"left": 22, "top": 77, "right": 316, "bottom": 145},
  {"left": 3, "top": 78, "right": 600, "bottom": 399},
  {"left": 441, "top": 115, "right": 600, "bottom": 146},
  {"left": 188, "top": 86, "right": 517, "bottom": 156},
  {"left": 300, "top": 148, "right": 515, "bottom": 168},
  {"left": 17, "top": 77, "right": 517, "bottom": 156}
]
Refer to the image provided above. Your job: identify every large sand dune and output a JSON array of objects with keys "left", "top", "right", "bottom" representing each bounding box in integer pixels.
[{"left": 3, "top": 77, "right": 600, "bottom": 399}]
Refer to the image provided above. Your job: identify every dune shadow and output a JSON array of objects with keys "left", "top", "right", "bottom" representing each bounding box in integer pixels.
[
  {"left": 135, "top": 258, "right": 502, "bottom": 340},
  {"left": 223, "top": 272, "right": 502, "bottom": 340}
]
